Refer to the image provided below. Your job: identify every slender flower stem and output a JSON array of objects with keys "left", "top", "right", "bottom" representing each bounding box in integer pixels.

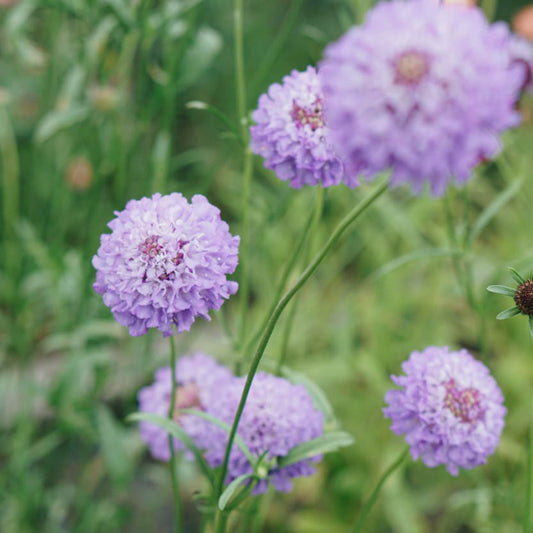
[
  {"left": 168, "top": 335, "right": 182, "bottom": 533},
  {"left": 352, "top": 447, "right": 409, "bottom": 533},
  {"left": 215, "top": 178, "right": 389, "bottom": 504},
  {"left": 277, "top": 187, "right": 325, "bottom": 373},
  {"left": 525, "top": 399, "right": 533, "bottom": 533}
]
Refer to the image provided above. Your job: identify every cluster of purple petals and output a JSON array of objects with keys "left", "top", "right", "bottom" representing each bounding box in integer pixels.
[
  {"left": 92, "top": 193, "right": 239, "bottom": 337},
  {"left": 250, "top": 66, "right": 345, "bottom": 188},
  {"left": 207, "top": 372, "right": 325, "bottom": 494},
  {"left": 320, "top": 1, "right": 525, "bottom": 195},
  {"left": 137, "top": 353, "right": 233, "bottom": 461},
  {"left": 383, "top": 346, "right": 506, "bottom": 475}
]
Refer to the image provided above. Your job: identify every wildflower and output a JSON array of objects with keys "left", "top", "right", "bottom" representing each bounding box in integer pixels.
[
  {"left": 383, "top": 346, "right": 506, "bottom": 475},
  {"left": 487, "top": 267, "right": 533, "bottom": 337},
  {"left": 92, "top": 193, "right": 239, "bottom": 337},
  {"left": 137, "top": 354, "right": 233, "bottom": 461},
  {"left": 250, "top": 66, "right": 345, "bottom": 188},
  {"left": 320, "top": 1, "right": 525, "bottom": 195},
  {"left": 208, "top": 372, "right": 325, "bottom": 494}
]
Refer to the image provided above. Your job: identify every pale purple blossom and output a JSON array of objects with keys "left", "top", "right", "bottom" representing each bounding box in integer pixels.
[
  {"left": 92, "top": 193, "right": 239, "bottom": 337},
  {"left": 384, "top": 346, "right": 506, "bottom": 475},
  {"left": 250, "top": 66, "right": 345, "bottom": 188},
  {"left": 320, "top": 1, "right": 525, "bottom": 194}
]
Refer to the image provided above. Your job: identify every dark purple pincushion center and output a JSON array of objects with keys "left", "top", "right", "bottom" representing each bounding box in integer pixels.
[
  {"left": 443, "top": 379, "right": 485, "bottom": 423},
  {"left": 291, "top": 98, "right": 324, "bottom": 130}
]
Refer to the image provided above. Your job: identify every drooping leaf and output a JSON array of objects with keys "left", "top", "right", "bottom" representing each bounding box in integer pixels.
[{"left": 278, "top": 431, "right": 355, "bottom": 468}]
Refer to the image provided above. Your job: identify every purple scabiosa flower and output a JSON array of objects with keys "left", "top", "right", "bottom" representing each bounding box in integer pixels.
[
  {"left": 320, "top": 1, "right": 526, "bottom": 195},
  {"left": 383, "top": 346, "right": 506, "bottom": 475},
  {"left": 207, "top": 372, "right": 325, "bottom": 494},
  {"left": 92, "top": 193, "right": 239, "bottom": 337},
  {"left": 250, "top": 66, "right": 345, "bottom": 188},
  {"left": 137, "top": 353, "right": 233, "bottom": 461}
]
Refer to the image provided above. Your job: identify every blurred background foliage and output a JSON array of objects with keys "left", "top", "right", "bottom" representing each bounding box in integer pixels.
[{"left": 1, "top": 0, "right": 533, "bottom": 531}]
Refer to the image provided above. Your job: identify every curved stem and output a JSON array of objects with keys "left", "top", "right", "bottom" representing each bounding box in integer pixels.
[
  {"left": 215, "top": 178, "right": 389, "bottom": 501},
  {"left": 352, "top": 447, "right": 409, "bottom": 533},
  {"left": 168, "top": 335, "right": 182, "bottom": 533}
]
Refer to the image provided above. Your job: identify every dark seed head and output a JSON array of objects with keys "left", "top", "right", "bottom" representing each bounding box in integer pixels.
[{"left": 514, "top": 279, "right": 533, "bottom": 315}]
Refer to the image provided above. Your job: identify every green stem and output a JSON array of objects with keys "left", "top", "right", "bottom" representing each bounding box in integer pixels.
[
  {"left": 525, "top": 400, "right": 533, "bottom": 533},
  {"left": 276, "top": 187, "right": 325, "bottom": 373},
  {"left": 168, "top": 335, "right": 182, "bottom": 533},
  {"left": 215, "top": 178, "right": 388, "bottom": 503},
  {"left": 0, "top": 108, "right": 20, "bottom": 279},
  {"left": 234, "top": 0, "right": 254, "bottom": 361},
  {"left": 215, "top": 510, "right": 228, "bottom": 533},
  {"left": 352, "top": 447, "right": 409, "bottom": 533}
]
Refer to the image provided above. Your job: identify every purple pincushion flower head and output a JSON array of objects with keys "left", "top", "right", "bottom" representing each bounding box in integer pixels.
[
  {"left": 320, "top": 1, "right": 526, "bottom": 195},
  {"left": 250, "top": 66, "right": 345, "bottom": 188},
  {"left": 92, "top": 193, "right": 239, "bottom": 337},
  {"left": 138, "top": 353, "right": 233, "bottom": 462},
  {"left": 383, "top": 346, "right": 506, "bottom": 475},
  {"left": 207, "top": 372, "right": 325, "bottom": 494}
]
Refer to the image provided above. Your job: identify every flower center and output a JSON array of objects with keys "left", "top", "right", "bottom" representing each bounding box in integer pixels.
[
  {"left": 443, "top": 379, "right": 484, "bottom": 423},
  {"left": 515, "top": 279, "right": 533, "bottom": 315},
  {"left": 291, "top": 99, "right": 324, "bottom": 130},
  {"left": 394, "top": 51, "right": 429, "bottom": 85},
  {"left": 140, "top": 234, "right": 163, "bottom": 258},
  {"left": 172, "top": 382, "right": 202, "bottom": 421}
]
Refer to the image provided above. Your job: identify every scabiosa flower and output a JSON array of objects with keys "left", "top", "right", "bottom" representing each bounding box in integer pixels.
[
  {"left": 487, "top": 267, "right": 533, "bottom": 338},
  {"left": 384, "top": 346, "right": 506, "bottom": 475},
  {"left": 208, "top": 372, "right": 325, "bottom": 493},
  {"left": 137, "top": 353, "right": 233, "bottom": 461},
  {"left": 250, "top": 66, "right": 345, "bottom": 188},
  {"left": 320, "top": 1, "right": 526, "bottom": 195},
  {"left": 92, "top": 193, "right": 239, "bottom": 337}
]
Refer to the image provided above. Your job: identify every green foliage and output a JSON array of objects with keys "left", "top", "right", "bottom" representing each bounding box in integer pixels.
[{"left": 1, "top": 0, "right": 533, "bottom": 532}]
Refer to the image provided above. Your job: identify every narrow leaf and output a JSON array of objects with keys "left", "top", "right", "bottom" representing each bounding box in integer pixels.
[
  {"left": 486, "top": 285, "right": 516, "bottom": 296},
  {"left": 218, "top": 473, "right": 255, "bottom": 511},
  {"left": 496, "top": 306, "right": 521, "bottom": 320},
  {"left": 178, "top": 408, "right": 255, "bottom": 465},
  {"left": 278, "top": 431, "right": 355, "bottom": 468},
  {"left": 34, "top": 105, "right": 90, "bottom": 144},
  {"left": 127, "top": 412, "right": 214, "bottom": 487},
  {"left": 509, "top": 267, "right": 525, "bottom": 285}
]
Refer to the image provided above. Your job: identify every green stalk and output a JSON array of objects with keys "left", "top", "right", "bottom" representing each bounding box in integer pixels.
[
  {"left": 233, "top": 0, "right": 254, "bottom": 361},
  {"left": 352, "top": 447, "right": 409, "bottom": 533},
  {"left": 276, "top": 187, "right": 325, "bottom": 374},
  {"left": 215, "top": 178, "right": 389, "bottom": 510},
  {"left": 0, "top": 108, "right": 20, "bottom": 279},
  {"left": 168, "top": 335, "right": 182, "bottom": 533},
  {"left": 525, "top": 399, "right": 533, "bottom": 533}
]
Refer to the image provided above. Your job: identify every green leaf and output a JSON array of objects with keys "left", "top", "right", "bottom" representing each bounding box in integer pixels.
[
  {"left": 178, "top": 408, "right": 255, "bottom": 465},
  {"left": 218, "top": 473, "right": 255, "bottom": 511},
  {"left": 278, "top": 431, "right": 355, "bottom": 468},
  {"left": 127, "top": 412, "right": 215, "bottom": 487},
  {"left": 496, "top": 306, "right": 521, "bottom": 320},
  {"left": 186, "top": 101, "right": 242, "bottom": 143},
  {"left": 34, "top": 105, "right": 90, "bottom": 144},
  {"left": 469, "top": 178, "right": 524, "bottom": 244},
  {"left": 486, "top": 285, "right": 516, "bottom": 297},
  {"left": 529, "top": 316, "right": 533, "bottom": 340},
  {"left": 508, "top": 267, "right": 525, "bottom": 285}
]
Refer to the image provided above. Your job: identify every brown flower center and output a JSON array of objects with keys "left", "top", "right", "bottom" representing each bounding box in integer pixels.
[
  {"left": 291, "top": 99, "right": 324, "bottom": 130},
  {"left": 514, "top": 279, "right": 533, "bottom": 315}
]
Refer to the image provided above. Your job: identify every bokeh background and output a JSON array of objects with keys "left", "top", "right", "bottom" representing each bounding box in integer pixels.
[{"left": 1, "top": 0, "right": 533, "bottom": 531}]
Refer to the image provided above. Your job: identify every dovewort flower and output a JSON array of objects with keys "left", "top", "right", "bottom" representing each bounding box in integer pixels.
[
  {"left": 250, "top": 66, "right": 345, "bottom": 188},
  {"left": 208, "top": 372, "right": 325, "bottom": 493},
  {"left": 92, "top": 193, "right": 239, "bottom": 337},
  {"left": 384, "top": 346, "right": 506, "bottom": 475},
  {"left": 320, "top": 1, "right": 526, "bottom": 194},
  {"left": 137, "top": 354, "right": 233, "bottom": 461}
]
